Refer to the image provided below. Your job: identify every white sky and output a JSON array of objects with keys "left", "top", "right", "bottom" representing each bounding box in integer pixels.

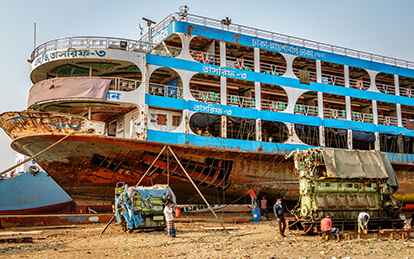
[{"left": 0, "top": 0, "right": 413, "bottom": 169}]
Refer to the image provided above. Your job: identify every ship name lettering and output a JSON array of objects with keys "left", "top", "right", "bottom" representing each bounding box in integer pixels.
[
  {"left": 202, "top": 66, "right": 241, "bottom": 79},
  {"left": 107, "top": 91, "right": 121, "bottom": 100},
  {"left": 33, "top": 48, "right": 106, "bottom": 68}
]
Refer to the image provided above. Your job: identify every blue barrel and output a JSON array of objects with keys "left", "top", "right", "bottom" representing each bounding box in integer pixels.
[{"left": 252, "top": 208, "right": 261, "bottom": 222}]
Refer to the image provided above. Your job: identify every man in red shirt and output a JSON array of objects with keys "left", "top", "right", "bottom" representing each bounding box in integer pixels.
[
  {"left": 320, "top": 215, "right": 340, "bottom": 242},
  {"left": 260, "top": 197, "right": 270, "bottom": 221},
  {"left": 247, "top": 189, "right": 257, "bottom": 209}
]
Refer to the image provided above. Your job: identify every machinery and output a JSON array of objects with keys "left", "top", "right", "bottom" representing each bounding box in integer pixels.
[
  {"left": 115, "top": 183, "right": 176, "bottom": 232},
  {"left": 288, "top": 148, "right": 403, "bottom": 234}
]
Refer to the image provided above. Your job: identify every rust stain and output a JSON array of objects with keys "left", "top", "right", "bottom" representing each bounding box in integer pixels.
[
  {"left": 233, "top": 33, "right": 241, "bottom": 44},
  {"left": 187, "top": 25, "right": 195, "bottom": 36}
]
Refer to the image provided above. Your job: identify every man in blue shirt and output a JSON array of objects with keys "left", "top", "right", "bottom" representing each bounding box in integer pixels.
[{"left": 273, "top": 198, "right": 287, "bottom": 237}]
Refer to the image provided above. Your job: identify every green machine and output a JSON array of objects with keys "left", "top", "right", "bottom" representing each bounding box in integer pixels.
[{"left": 288, "top": 148, "right": 403, "bottom": 233}]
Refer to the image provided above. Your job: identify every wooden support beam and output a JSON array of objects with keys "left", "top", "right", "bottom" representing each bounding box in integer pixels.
[
  {"left": 168, "top": 146, "right": 228, "bottom": 234},
  {"left": 0, "top": 132, "right": 74, "bottom": 176}
]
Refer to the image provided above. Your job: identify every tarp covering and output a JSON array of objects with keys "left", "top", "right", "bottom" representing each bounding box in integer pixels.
[
  {"left": 28, "top": 78, "right": 111, "bottom": 107},
  {"left": 352, "top": 131, "right": 375, "bottom": 142},
  {"left": 190, "top": 113, "right": 219, "bottom": 128},
  {"left": 320, "top": 148, "right": 399, "bottom": 194}
]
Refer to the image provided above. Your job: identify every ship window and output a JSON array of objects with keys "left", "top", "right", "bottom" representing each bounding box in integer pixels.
[
  {"left": 346, "top": 183, "right": 352, "bottom": 188},
  {"left": 172, "top": 115, "right": 181, "bottom": 127},
  {"left": 325, "top": 183, "right": 330, "bottom": 187},
  {"left": 157, "top": 114, "right": 167, "bottom": 126}
]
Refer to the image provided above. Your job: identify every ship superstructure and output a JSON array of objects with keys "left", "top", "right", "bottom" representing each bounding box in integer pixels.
[{"left": 1, "top": 10, "right": 413, "bottom": 205}]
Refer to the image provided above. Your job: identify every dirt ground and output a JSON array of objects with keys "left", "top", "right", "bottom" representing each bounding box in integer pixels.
[{"left": 0, "top": 221, "right": 413, "bottom": 259}]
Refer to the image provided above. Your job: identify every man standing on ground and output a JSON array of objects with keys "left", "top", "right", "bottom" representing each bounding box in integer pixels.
[
  {"left": 260, "top": 197, "right": 270, "bottom": 221},
  {"left": 247, "top": 189, "right": 257, "bottom": 209},
  {"left": 320, "top": 215, "right": 340, "bottom": 242},
  {"left": 163, "top": 201, "right": 176, "bottom": 237},
  {"left": 273, "top": 198, "right": 287, "bottom": 237},
  {"left": 358, "top": 212, "right": 370, "bottom": 234}
]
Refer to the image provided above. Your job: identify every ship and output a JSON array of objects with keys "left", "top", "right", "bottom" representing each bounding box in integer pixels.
[
  {"left": 0, "top": 7, "right": 413, "bottom": 206},
  {"left": 0, "top": 154, "right": 72, "bottom": 214}
]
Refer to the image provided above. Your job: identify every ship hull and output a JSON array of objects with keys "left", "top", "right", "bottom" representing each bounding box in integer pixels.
[
  {"left": 0, "top": 172, "right": 73, "bottom": 214},
  {"left": 10, "top": 134, "right": 414, "bottom": 205},
  {"left": 11, "top": 134, "right": 298, "bottom": 205}
]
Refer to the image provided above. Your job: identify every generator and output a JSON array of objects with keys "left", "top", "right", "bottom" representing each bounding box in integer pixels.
[
  {"left": 115, "top": 183, "right": 176, "bottom": 232},
  {"left": 288, "top": 148, "right": 403, "bottom": 233}
]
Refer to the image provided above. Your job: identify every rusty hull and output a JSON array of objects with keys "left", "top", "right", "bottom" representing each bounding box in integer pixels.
[
  {"left": 10, "top": 134, "right": 299, "bottom": 205},
  {"left": 6, "top": 127, "right": 413, "bottom": 205}
]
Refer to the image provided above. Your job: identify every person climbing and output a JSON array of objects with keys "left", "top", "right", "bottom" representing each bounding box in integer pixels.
[
  {"left": 320, "top": 215, "right": 340, "bottom": 242},
  {"left": 247, "top": 189, "right": 257, "bottom": 209},
  {"left": 260, "top": 197, "right": 270, "bottom": 221},
  {"left": 273, "top": 198, "right": 287, "bottom": 237}
]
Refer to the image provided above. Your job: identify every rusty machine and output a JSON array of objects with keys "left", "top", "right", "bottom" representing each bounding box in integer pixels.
[
  {"left": 288, "top": 148, "right": 403, "bottom": 234},
  {"left": 115, "top": 183, "right": 176, "bottom": 232}
]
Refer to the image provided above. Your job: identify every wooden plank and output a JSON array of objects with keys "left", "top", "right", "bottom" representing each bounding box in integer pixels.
[{"left": 0, "top": 237, "right": 33, "bottom": 243}]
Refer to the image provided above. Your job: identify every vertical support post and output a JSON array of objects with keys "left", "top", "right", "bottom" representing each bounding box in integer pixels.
[{"left": 220, "top": 40, "right": 227, "bottom": 105}]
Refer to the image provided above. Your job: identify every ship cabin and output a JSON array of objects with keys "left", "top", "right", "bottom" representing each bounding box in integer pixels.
[{"left": 15, "top": 11, "right": 414, "bottom": 166}]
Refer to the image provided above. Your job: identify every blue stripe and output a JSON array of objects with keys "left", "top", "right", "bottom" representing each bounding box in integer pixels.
[
  {"left": 147, "top": 129, "right": 414, "bottom": 164},
  {"left": 146, "top": 94, "right": 414, "bottom": 137},
  {"left": 171, "top": 21, "right": 414, "bottom": 78}
]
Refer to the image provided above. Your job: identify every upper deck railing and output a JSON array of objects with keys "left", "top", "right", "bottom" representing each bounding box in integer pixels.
[
  {"left": 30, "top": 37, "right": 155, "bottom": 62},
  {"left": 142, "top": 12, "right": 414, "bottom": 70}
]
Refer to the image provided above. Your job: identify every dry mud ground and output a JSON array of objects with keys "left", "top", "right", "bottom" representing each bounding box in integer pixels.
[{"left": 0, "top": 221, "right": 413, "bottom": 259}]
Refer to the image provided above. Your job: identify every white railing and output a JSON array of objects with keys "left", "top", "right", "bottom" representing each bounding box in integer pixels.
[
  {"left": 225, "top": 56, "right": 254, "bottom": 71},
  {"left": 349, "top": 78, "right": 370, "bottom": 90},
  {"left": 189, "top": 50, "right": 220, "bottom": 65},
  {"left": 141, "top": 12, "right": 414, "bottom": 69},
  {"left": 376, "top": 83, "right": 396, "bottom": 95},
  {"left": 227, "top": 95, "right": 255, "bottom": 108},
  {"left": 294, "top": 104, "right": 319, "bottom": 116},
  {"left": 149, "top": 83, "right": 183, "bottom": 98},
  {"left": 320, "top": 73, "right": 345, "bottom": 87},
  {"left": 378, "top": 114, "right": 398, "bottom": 126},
  {"left": 351, "top": 111, "right": 374, "bottom": 123},
  {"left": 260, "top": 62, "right": 285, "bottom": 76},
  {"left": 399, "top": 86, "right": 413, "bottom": 98},
  {"left": 33, "top": 76, "right": 141, "bottom": 92},
  {"left": 31, "top": 36, "right": 155, "bottom": 61},
  {"left": 190, "top": 89, "right": 221, "bottom": 103},
  {"left": 323, "top": 108, "right": 347, "bottom": 120},
  {"left": 261, "top": 100, "right": 287, "bottom": 111}
]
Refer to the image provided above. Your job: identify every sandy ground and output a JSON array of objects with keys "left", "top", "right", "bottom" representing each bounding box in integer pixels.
[{"left": 0, "top": 221, "right": 413, "bottom": 259}]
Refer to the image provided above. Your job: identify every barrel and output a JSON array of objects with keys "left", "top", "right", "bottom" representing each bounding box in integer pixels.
[{"left": 252, "top": 208, "right": 261, "bottom": 222}]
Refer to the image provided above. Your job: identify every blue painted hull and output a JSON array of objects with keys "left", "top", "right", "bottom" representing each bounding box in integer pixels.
[{"left": 0, "top": 172, "right": 72, "bottom": 214}]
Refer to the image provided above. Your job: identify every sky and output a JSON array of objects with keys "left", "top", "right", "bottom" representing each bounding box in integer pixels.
[{"left": 0, "top": 0, "right": 413, "bottom": 170}]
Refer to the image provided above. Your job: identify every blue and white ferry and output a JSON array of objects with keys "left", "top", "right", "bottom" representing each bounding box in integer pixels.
[{"left": 0, "top": 8, "right": 413, "bottom": 205}]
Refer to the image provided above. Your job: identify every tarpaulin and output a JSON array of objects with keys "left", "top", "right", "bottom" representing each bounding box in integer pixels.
[
  {"left": 28, "top": 78, "right": 111, "bottom": 107},
  {"left": 320, "top": 148, "right": 399, "bottom": 194}
]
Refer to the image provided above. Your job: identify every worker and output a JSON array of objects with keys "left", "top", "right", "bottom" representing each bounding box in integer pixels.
[
  {"left": 273, "top": 198, "right": 287, "bottom": 237},
  {"left": 411, "top": 212, "right": 414, "bottom": 228},
  {"left": 320, "top": 215, "right": 340, "bottom": 242},
  {"left": 358, "top": 212, "right": 370, "bottom": 234},
  {"left": 247, "top": 189, "right": 257, "bottom": 209},
  {"left": 260, "top": 197, "right": 270, "bottom": 221},
  {"left": 163, "top": 201, "right": 176, "bottom": 237}
]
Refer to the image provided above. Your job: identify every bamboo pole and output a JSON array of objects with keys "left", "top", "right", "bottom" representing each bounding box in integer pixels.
[
  {"left": 135, "top": 145, "right": 167, "bottom": 186},
  {"left": 167, "top": 146, "right": 228, "bottom": 234},
  {"left": 0, "top": 132, "right": 74, "bottom": 176}
]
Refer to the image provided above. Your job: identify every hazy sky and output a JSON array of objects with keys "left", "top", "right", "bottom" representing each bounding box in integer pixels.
[{"left": 0, "top": 0, "right": 413, "bottom": 170}]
